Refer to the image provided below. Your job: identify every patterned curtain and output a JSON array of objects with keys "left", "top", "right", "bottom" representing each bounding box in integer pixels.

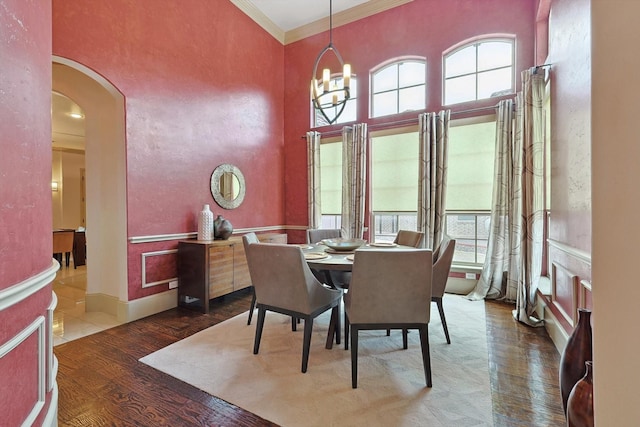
[
  {"left": 417, "top": 110, "right": 450, "bottom": 249},
  {"left": 341, "top": 124, "right": 367, "bottom": 239},
  {"left": 307, "top": 131, "right": 322, "bottom": 230},
  {"left": 468, "top": 69, "right": 546, "bottom": 327}
]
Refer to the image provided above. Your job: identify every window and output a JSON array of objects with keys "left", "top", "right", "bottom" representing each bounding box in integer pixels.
[
  {"left": 445, "top": 118, "right": 496, "bottom": 264},
  {"left": 369, "top": 118, "right": 495, "bottom": 263},
  {"left": 319, "top": 140, "right": 342, "bottom": 227},
  {"left": 444, "top": 38, "right": 514, "bottom": 105},
  {"left": 313, "top": 76, "right": 357, "bottom": 127},
  {"left": 371, "top": 60, "right": 426, "bottom": 118},
  {"left": 370, "top": 131, "right": 419, "bottom": 242}
]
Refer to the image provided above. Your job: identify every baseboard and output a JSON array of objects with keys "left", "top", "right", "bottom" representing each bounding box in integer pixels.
[
  {"left": 536, "top": 294, "right": 568, "bottom": 354},
  {"left": 42, "top": 383, "right": 58, "bottom": 427},
  {"left": 117, "top": 289, "right": 178, "bottom": 323},
  {"left": 85, "top": 290, "right": 178, "bottom": 323}
]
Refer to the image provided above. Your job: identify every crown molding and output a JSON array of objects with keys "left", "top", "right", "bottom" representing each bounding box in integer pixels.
[
  {"left": 285, "top": 0, "right": 413, "bottom": 44},
  {"left": 230, "top": 0, "right": 286, "bottom": 44},
  {"left": 232, "top": 0, "right": 412, "bottom": 46}
]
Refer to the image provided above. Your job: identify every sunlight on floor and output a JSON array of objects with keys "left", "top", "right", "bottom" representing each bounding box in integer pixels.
[{"left": 52, "top": 264, "right": 123, "bottom": 346}]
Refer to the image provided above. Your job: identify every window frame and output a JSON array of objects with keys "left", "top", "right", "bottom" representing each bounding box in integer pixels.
[
  {"left": 369, "top": 58, "right": 427, "bottom": 119},
  {"left": 443, "top": 37, "right": 515, "bottom": 106}
]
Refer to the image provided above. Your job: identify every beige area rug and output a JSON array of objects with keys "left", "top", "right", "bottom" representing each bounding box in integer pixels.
[{"left": 140, "top": 295, "right": 492, "bottom": 426}]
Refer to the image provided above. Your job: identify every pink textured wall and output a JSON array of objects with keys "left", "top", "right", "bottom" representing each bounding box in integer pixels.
[
  {"left": 283, "top": 0, "right": 537, "bottom": 243},
  {"left": 545, "top": 0, "right": 592, "bottom": 329},
  {"left": 52, "top": 0, "right": 285, "bottom": 299},
  {"left": 0, "top": 1, "right": 55, "bottom": 424}
]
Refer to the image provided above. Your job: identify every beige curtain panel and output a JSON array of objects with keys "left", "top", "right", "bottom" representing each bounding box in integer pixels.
[
  {"left": 341, "top": 124, "right": 367, "bottom": 239},
  {"left": 307, "top": 131, "right": 322, "bottom": 230}
]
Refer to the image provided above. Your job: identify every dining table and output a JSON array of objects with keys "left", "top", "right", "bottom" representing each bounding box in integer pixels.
[{"left": 298, "top": 241, "right": 420, "bottom": 349}]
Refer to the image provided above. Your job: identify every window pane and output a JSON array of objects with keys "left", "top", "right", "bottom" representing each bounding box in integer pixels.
[
  {"left": 337, "top": 99, "right": 357, "bottom": 124},
  {"left": 477, "top": 238, "right": 488, "bottom": 264},
  {"left": 398, "top": 85, "right": 425, "bottom": 113},
  {"left": 399, "top": 61, "right": 425, "bottom": 87},
  {"left": 320, "top": 142, "right": 342, "bottom": 214},
  {"left": 477, "top": 41, "right": 512, "bottom": 71},
  {"left": 453, "top": 239, "right": 477, "bottom": 263},
  {"left": 373, "top": 91, "right": 398, "bottom": 117},
  {"left": 373, "top": 64, "right": 398, "bottom": 93},
  {"left": 445, "top": 75, "right": 476, "bottom": 105},
  {"left": 447, "top": 121, "right": 495, "bottom": 210},
  {"left": 371, "top": 132, "right": 419, "bottom": 211},
  {"left": 445, "top": 46, "right": 476, "bottom": 78},
  {"left": 477, "top": 67, "right": 512, "bottom": 99}
]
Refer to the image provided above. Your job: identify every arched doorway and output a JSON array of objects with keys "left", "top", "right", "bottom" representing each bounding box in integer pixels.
[{"left": 52, "top": 57, "right": 128, "bottom": 316}]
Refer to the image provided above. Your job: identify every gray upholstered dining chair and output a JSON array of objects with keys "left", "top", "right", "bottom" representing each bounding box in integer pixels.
[
  {"left": 393, "top": 230, "right": 425, "bottom": 248},
  {"left": 306, "top": 228, "right": 350, "bottom": 289},
  {"left": 307, "top": 228, "right": 341, "bottom": 244},
  {"left": 432, "top": 235, "right": 456, "bottom": 344},
  {"left": 246, "top": 243, "right": 342, "bottom": 373},
  {"left": 242, "top": 232, "right": 260, "bottom": 325},
  {"left": 344, "top": 249, "right": 433, "bottom": 388}
]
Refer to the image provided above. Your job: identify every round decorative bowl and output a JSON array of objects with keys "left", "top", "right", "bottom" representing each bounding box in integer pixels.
[{"left": 322, "top": 238, "right": 366, "bottom": 252}]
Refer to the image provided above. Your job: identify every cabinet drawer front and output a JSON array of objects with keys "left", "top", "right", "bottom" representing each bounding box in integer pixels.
[{"left": 209, "top": 245, "right": 234, "bottom": 297}]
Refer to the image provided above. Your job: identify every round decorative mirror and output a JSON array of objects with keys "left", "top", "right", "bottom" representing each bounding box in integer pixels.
[{"left": 210, "top": 163, "right": 246, "bottom": 209}]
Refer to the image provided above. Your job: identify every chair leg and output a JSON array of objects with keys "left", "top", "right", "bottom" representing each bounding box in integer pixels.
[
  {"left": 386, "top": 329, "right": 390, "bottom": 336},
  {"left": 402, "top": 329, "right": 408, "bottom": 349},
  {"left": 351, "top": 326, "right": 359, "bottom": 388},
  {"left": 418, "top": 325, "right": 432, "bottom": 387},
  {"left": 435, "top": 297, "right": 451, "bottom": 344},
  {"left": 247, "top": 287, "right": 257, "bottom": 325},
  {"left": 344, "top": 315, "right": 350, "bottom": 350},
  {"left": 301, "top": 317, "right": 313, "bottom": 373},
  {"left": 292, "top": 316, "right": 297, "bottom": 331},
  {"left": 253, "top": 308, "right": 266, "bottom": 355},
  {"left": 65, "top": 252, "right": 71, "bottom": 268}
]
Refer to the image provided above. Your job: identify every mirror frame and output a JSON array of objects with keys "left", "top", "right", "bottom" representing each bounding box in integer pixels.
[{"left": 210, "top": 163, "right": 246, "bottom": 209}]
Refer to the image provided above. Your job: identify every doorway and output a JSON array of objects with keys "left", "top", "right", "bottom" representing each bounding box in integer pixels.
[{"left": 52, "top": 57, "right": 128, "bottom": 319}]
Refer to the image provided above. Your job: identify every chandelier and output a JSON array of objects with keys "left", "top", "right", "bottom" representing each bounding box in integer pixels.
[{"left": 311, "top": 0, "right": 351, "bottom": 125}]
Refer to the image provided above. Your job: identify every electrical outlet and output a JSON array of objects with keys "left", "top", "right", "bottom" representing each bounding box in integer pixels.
[
  {"left": 465, "top": 273, "right": 476, "bottom": 280},
  {"left": 168, "top": 280, "right": 178, "bottom": 289}
]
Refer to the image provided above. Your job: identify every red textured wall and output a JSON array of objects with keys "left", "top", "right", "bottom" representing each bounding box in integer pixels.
[
  {"left": 0, "top": 1, "right": 54, "bottom": 425},
  {"left": 52, "top": 0, "right": 285, "bottom": 299},
  {"left": 283, "top": 0, "right": 537, "bottom": 243}
]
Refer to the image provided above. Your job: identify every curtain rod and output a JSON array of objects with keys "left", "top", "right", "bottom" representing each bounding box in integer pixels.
[{"left": 301, "top": 102, "right": 505, "bottom": 139}]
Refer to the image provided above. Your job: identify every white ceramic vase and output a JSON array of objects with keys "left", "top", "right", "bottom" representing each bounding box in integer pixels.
[{"left": 198, "top": 204, "right": 214, "bottom": 241}]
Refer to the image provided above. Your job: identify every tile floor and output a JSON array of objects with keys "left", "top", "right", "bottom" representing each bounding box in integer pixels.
[{"left": 52, "top": 264, "right": 122, "bottom": 346}]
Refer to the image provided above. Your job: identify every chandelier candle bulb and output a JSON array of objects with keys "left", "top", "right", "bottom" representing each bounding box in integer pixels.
[
  {"left": 343, "top": 64, "right": 351, "bottom": 88},
  {"left": 323, "top": 68, "right": 330, "bottom": 91},
  {"left": 332, "top": 94, "right": 338, "bottom": 105}
]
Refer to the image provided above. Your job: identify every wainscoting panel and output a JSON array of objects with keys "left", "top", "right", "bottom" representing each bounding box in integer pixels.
[
  {"left": 551, "top": 262, "right": 579, "bottom": 327},
  {"left": 141, "top": 249, "right": 178, "bottom": 288}
]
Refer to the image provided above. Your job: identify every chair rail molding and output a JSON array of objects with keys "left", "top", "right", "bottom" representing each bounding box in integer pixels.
[
  {"left": 547, "top": 238, "right": 591, "bottom": 265},
  {"left": 0, "top": 260, "right": 59, "bottom": 311}
]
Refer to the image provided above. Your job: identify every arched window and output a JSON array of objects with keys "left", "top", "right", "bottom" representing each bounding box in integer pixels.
[
  {"left": 370, "top": 59, "right": 426, "bottom": 118},
  {"left": 312, "top": 75, "right": 358, "bottom": 127},
  {"left": 444, "top": 38, "right": 514, "bottom": 105}
]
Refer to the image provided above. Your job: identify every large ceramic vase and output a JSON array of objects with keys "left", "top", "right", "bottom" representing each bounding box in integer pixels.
[
  {"left": 197, "top": 204, "right": 214, "bottom": 241},
  {"left": 567, "top": 361, "right": 594, "bottom": 427},
  {"left": 214, "top": 214, "right": 233, "bottom": 240},
  {"left": 559, "top": 308, "right": 593, "bottom": 415}
]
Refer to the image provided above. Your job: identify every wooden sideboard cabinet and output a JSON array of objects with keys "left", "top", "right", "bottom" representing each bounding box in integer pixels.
[{"left": 177, "top": 233, "right": 287, "bottom": 313}]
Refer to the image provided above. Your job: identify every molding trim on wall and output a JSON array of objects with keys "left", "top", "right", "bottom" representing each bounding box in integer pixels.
[
  {"left": 551, "top": 261, "right": 580, "bottom": 328},
  {"left": 47, "top": 293, "right": 57, "bottom": 392},
  {"left": 229, "top": 0, "right": 285, "bottom": 43},
  {"left": 117, "top": 289, "right": 179, "bottom": 323},
  {"left": 0, "top": 316, "right": 46, "bottom": 425},
  {"left": 128, "top": 225, "right": 302, "bottom": 244},
  {"left": 284, "top": 0, "right": 414, "bottom": 44},
  {"left": 231, "top": 0, "right": 413, "bottom": 45},
  {"left": 141, "top": 249, "right": 178, "bottom": 288},
  {"left": 536, "top": 293, "right": 568, "bottom": 354},
  {"left": 85, "top": 292, "right": 119, "bottom": 318},
  {"left": 41, "top": 383, "right": 58, "bottom": 427},
  {"left": 0, "top": 260, "right": 59, "bottom": 311},
  {"left": 548, "top": 238, "right": 591, "bottom": 265}
]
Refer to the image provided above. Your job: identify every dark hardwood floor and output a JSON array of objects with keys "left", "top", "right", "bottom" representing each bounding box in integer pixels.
[{"left": 55, "top": 290, "right": 566, "bottom": 426}]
